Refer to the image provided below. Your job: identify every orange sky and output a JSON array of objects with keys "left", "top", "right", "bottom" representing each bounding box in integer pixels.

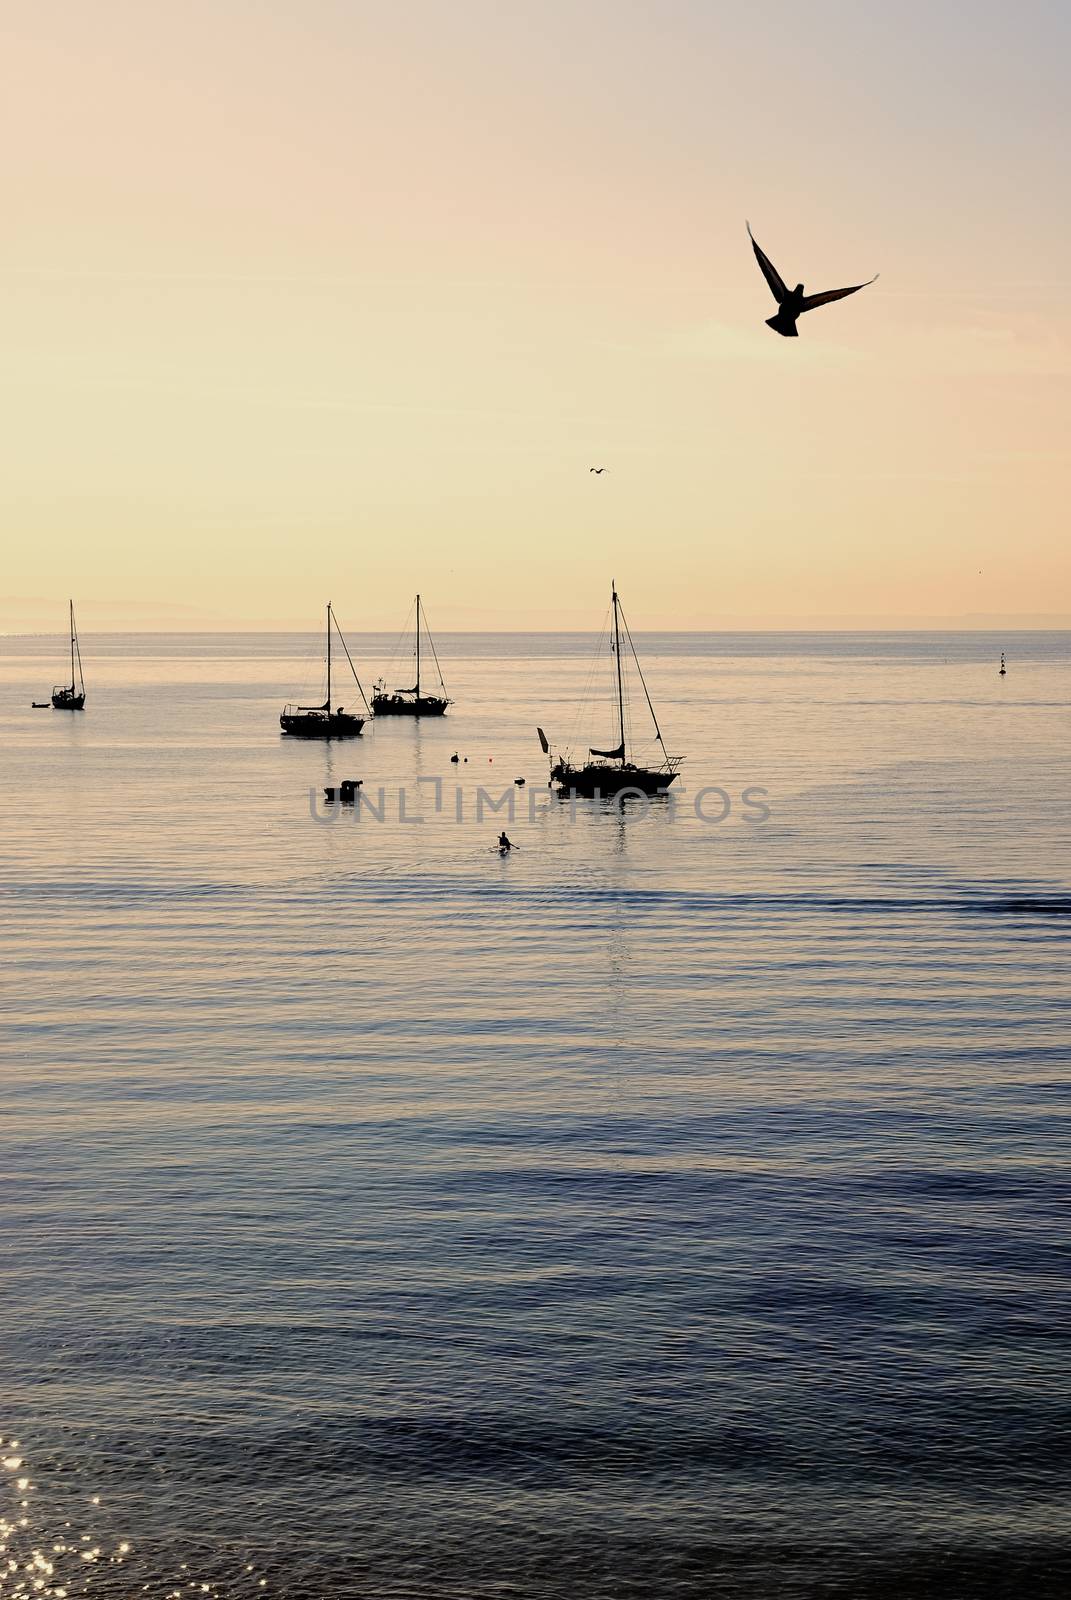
[{"left": 2, "top": 0, "right": 1069, "bottom": 630}]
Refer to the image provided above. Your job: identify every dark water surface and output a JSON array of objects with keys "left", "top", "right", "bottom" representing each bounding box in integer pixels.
[{"left": 1, "top": 632, "right": 1069, "bottom": 1598}]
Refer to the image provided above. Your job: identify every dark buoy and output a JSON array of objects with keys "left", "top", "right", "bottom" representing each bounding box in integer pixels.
[
  {"left": 514, "top": 777, "right": 525, "bottom": 786},
  {"left": 450, "top": 752, "right": 460, "bottom": 763}
]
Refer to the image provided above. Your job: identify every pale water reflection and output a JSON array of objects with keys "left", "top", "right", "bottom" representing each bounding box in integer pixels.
[{"left": 1, "top": 633, "right": 1069, "bottom": 1598}]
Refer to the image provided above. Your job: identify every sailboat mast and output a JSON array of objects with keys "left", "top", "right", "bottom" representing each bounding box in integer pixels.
[
  {"left": 326, "top": 602, "right": 332, "bottom": 712},
  {"left": 612, "top": 582, "right": 625, "bottom": 765},
  {"left": 70, "top": 600, "right": 76, "bottom": 692},
  {"left": 415, "top": 594, "right": 421, "bottom": 699}
]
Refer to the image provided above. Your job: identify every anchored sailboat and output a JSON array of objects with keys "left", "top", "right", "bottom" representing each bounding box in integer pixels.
[
  {"left": 541, "top": 582, "right": 682, "bottom": 798},
  {"left": 371, "top": 594, "right": 451, "bottom": 717},
  {"left": 281, "top": 604, "right": 369, "bottom": 738},
  {"left": 51, "top": 600, "right": 86, "bottom": 710}
]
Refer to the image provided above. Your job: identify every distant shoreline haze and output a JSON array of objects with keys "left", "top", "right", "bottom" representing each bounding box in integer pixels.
[{"left": 4, "top": 619, "right": 1071, "bottom": 639}]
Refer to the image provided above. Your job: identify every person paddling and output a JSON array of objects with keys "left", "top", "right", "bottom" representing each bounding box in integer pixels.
[{"left": 498, "top": 832, "right": 513, "bottom": 853}]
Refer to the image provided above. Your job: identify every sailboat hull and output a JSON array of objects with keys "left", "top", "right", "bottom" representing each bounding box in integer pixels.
[
  {"left": 551, "top": 761, "right": 677, "bottom": 798},
  {"left": 370, "top": 693, "right": 448, "bottom": 717},
  {"left": 280, "top": 710, "right": 364, "bottom": 738},
  {"left": 51, "top": 689, "right": 85, "bottom": 710}
]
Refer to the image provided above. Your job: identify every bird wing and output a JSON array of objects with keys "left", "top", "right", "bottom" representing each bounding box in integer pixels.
[
  {"left": 747, "top": 223, "right": 788, "bottom": 305},
  {"left": 800, "top": 274, "right": 879, "bottom": 312}
]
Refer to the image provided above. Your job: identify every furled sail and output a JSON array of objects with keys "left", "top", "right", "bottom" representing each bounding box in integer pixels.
[{"left": 589, "top": 742, "right": 625, "bottom": 760}]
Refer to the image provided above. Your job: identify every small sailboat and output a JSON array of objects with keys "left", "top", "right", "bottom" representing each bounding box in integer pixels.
[
  {"left": 51, "top": 600, "right": 86, "bottom": 710},
  {"left": 540, "top": 582, "right": 682, "bottom": 798},
  {"left": 280, "top": 604, "right": 369, "bottom": 738},
  {"left": 999, "top": 652, "right": 1007, "bottom": 676},
  {"left": 371, "top": 594, "right": 451, "bottom": 716}
]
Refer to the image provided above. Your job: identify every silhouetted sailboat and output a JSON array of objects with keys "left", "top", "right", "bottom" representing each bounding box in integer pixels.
[
  {"left": 280, "top": 604, "right": 369, "bottom": 738},
  {"left": 51, "top": 600, "right": 86, "bottom": 710},
  {"left": 540, "top": 582, "right": 682, "bottom": 797},
  {"left": 371, "top": 594, "right": 450, "bottom": 716}
]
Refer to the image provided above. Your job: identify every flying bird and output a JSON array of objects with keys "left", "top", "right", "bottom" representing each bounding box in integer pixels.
[
  {"left": 747, "top": 223, "right": 878, "bottom": 337},
  {"left": 589, "top": 466, "right": 606, "bottom": 474}
]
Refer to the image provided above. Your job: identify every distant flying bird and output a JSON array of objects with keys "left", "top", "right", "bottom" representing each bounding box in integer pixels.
[
  {"left": 589, "top": 466, "right": 606, "bottom": 474},
  {"left": 747, "top": 223, "right": 878, "bottom": 337}
]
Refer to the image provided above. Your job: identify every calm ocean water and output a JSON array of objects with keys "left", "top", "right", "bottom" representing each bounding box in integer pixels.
[{"left": 1, "top": 630, "right": 1069, "bottom": 1599}]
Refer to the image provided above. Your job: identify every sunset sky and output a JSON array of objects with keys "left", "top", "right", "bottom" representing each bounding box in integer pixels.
[{"left": 3, "top": 0, "right": 1069, "bottom": 630}]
